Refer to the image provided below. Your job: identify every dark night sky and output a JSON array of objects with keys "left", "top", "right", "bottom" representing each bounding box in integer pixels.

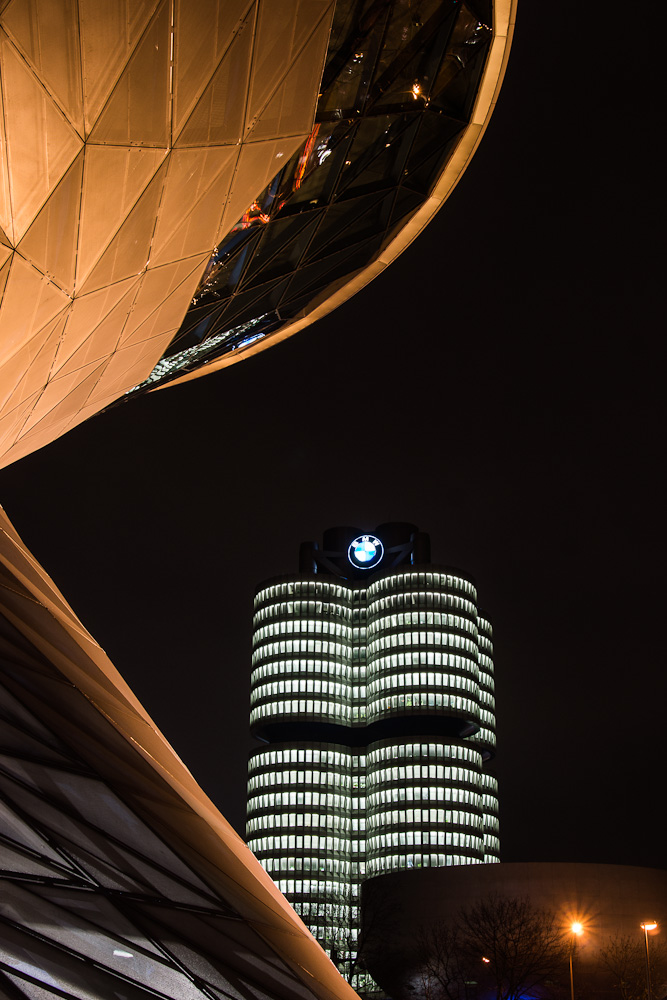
[{"left": 0, "top": 4, "right": 663, "bottom": 871}]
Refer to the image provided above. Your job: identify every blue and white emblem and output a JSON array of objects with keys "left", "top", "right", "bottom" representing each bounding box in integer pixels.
[{"left": 348, "top": 534, "right": 384, "bottom": 570}]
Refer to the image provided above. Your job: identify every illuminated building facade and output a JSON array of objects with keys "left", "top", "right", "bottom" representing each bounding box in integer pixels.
[{"left": 247, "top": 524, "right": 499, "bottom": 979}]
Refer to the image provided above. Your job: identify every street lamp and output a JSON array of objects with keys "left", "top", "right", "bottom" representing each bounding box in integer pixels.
[
  {"left": 641, "top": 921, "right": 658, "bottom": 1000},
  {"left": 569, "top": 922, "right": 584, "bottom": 1000}
]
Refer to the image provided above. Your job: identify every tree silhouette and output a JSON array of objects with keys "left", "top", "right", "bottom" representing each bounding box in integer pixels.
[
  {"left": 415, "top": 895, "right": 568, "bottom": 1000},
  {"left": 460, "top": 895, "right": 568, "bottom": 1000},
  {"left": 600, "top": 933, "right": 667, "bottom": 1000}
]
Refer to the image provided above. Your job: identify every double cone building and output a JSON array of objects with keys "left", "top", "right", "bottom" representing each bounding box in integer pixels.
[{"left": 247, "top": 524, "right": 499, "bottom": 979}]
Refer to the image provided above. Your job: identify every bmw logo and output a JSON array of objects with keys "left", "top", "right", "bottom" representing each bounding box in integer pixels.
[{"left": 348, "top": 534, "right": 384, "bottom": 570}]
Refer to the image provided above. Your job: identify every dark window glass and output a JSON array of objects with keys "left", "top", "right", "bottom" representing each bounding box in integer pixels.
[
  {"left": 240, "top": 215, "right": 323, "bottom": 289},
  {"left": 304, "top": 192, "right": 395, "bottom": 263},
  {"left": 281, "top": 234, "right": 385, "bottom": 306}
]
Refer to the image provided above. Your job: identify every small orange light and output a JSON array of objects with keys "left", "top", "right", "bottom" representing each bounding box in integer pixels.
[
  {"left": 571, "top": 922, "right": 584, "bottom": 936},
  {"left": 482, "top": 957, "right": 490, "bottom": 964},
  {"left": 641, "top": 922, "right": 658, "bottom": 932}
]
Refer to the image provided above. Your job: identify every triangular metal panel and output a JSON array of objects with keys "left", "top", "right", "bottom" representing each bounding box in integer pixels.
[
  {"left": 0, "top": 36, "right": 81, "bottom": 241},
  {"left": 18, "top": 150, "right": 84, "bottom": 295},
  {"left": 0, "top": 387, "right": 41, "bottom": 455},
  {"left": 17, "top": 360, "right": 108, "bottom": 445},
  {"left": 174, "top": 13, "right": 254, "bottom": 148},
  {"left": 150, "top": 146, "right": 238, "bottom": 267},
  {"left": 78, "top": 0, "right": 160, "bottom": 134},
  {"left": 0, "top": 308, "right": 69, "bottom": 413},
  {"left": 20, "top": 359, "right": 107, "bottom": 436},
  {"left": 143, "top": 929, "right": 248, "bottom": 996},
  {"left": 79, "top": 161, "right": 168, "bottom": 294},
  {"left": 0, "top": 70, "right": 14, "bottom": 245},
  {"left": 0, "top": 678, "right": 73, "bottom": 754},
  {"left": 245, "top": 0, "right": 330, "bottom": 134},
  {"left": 0, "top": 256, "right": 70, "bottom": 370},
  {"left": 0, "top": 255, "right": 11, "bottom": 300},
  {"left": 1, "top": 0, "right": 84, "bottom": 135},
  {"left": 0, "top": 797, "right": 80, "bottom": 869},
  {"left": 247, "top": 8, "right": 330, "bottom": 142},
  {"left": 294, "top": 0, "right": 334, "bottom": 50},
  {"left": 116, "top": 255, "right": 208, "bottom": 350},
  {"left": 76, "top": 144, "right": 167, "bottom": 288},
  {"left": 87, "top": 337, "right": 169, "bottom": 403},
  {"left": 172, "top": 0, "right": 252, "bottom": 138},
  {"left": 51, "top": 840, "right": 156, "bottom": 894},
  {"left": 29, "top": 884, "right": 167, "bottom": 958},
  {"left": 0, "top": 838, "right": 83, "bottom": 881},
  {"left": 2, "top": 971, "right": 72, "bottom": 998},
  {"left": 0, "top": 716, "right": 81, "bottom": 766},
  {"left": 89, "top": 0, "right": 171, "bottom": 147},
  {"left": 4, "top": 884, "right": 212, "bottom": 998},
  {"left": 52, "top": 277, "right": 143, "bottom": 378}
]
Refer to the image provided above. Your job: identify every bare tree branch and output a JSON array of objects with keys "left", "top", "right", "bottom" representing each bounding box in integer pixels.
[
  {"left": 600, "top": 934, "right": 667, "bottom": 1000},
  {"left": 459, "top": 895, "right": 568, "bottom": 1000}
]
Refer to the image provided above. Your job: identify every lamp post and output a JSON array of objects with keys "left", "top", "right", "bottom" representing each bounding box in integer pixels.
[
  {"left": 569, "top": 922, "right": 584, "bottom": 1000},
  {"left": 641, "top": 921, "right": 658, "bottom": 1000}
]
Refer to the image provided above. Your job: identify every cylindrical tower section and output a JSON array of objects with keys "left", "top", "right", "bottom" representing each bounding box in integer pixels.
[
  {"left": 365, "top": 569, "right": 481, "bottom": 736},
  {"left": 473, "top": 613, "right": 496, "bottom": 759},
  {"left": 479, "top": 769, "right": 500, "bottom": 862},
  {"left": 246, "top": 742, "right": 352, "bottom": 951},
  {"left": 250, "top": 577, "right": 353, "bottom": 739},
  {"left": 365, "top": 738, "right": 485, "bottom": 876}
]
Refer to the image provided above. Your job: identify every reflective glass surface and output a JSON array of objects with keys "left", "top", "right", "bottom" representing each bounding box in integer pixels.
[{"left": 125, "top": 0, "right": 492, "bottom": 397}]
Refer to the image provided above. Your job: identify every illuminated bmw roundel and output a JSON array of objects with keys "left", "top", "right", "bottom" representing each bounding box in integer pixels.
[{"left": 348, "top": 534, "right": 384, "bottom": 570}]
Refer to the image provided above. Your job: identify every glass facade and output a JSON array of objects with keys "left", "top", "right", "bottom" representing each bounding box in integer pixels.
[
  {"left": 126, "top": 0, "right": 495, "bottom": 397},
  {"left": 246, "top": 526, "right": 499, "bottom": 983}
]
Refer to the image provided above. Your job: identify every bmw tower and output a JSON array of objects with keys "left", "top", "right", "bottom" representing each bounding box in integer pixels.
[{"left": 246, "top": 523, "right": 499, "bottom": 980}]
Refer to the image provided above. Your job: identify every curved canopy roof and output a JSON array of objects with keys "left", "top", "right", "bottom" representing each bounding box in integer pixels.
[{"left": 0, "top": 0, "right": 515, "bottom": 469}]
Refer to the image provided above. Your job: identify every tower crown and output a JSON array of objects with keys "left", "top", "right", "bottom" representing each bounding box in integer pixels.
[{"left": 299, "top": 523, "right": 432, "bottom": 580}]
